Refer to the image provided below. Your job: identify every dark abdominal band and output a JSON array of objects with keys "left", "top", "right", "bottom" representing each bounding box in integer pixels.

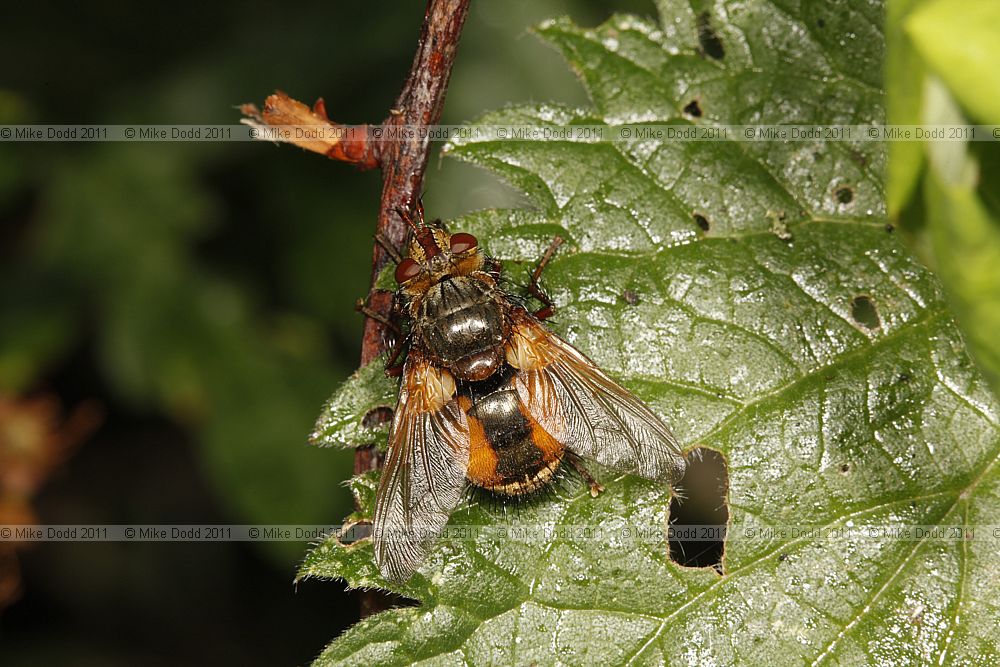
[{"left": 462, "top": 366, "right": 562, "bottom": 495}]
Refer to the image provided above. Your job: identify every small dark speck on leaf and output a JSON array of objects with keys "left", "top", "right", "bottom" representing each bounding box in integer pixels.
[
  {"left": 847, "top": 148, "right": 869, "bottom": 169},
  {"left": 363, "top": 406, "right": 394, "bottom": 429},
  {"left": 840, "top": 463, "right": 851, "bottom": 474},
  {"left": 835, "top": 186, "right": 854, "bottom": 204},
  {"left": 696, "top": 11, "right": 725, "bottom": 60},
  {"left": 621, "top": 288, "right": 640, "bottom": 305},
  {"left": 817, "top": 18, "right": 826, "bottom": 28},
  {"left": 885, "top": 223, "right": 895, "bottom": 233},
  {"left": 694, "top": 213, "right": 710, "bottom": 232},
  {"left": 778, "top": 553, "right": 789, "bottom": 562},
  {"left": 898, "top": 372, "right": 911, "bottom": 383},
  {"left": 851, "top": 295, "right": 881, "bottom": 330},
  {"left": 683, "top": 99, "right": 703, "bottom": 117}
]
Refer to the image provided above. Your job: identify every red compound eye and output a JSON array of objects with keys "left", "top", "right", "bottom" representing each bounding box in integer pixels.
[
  {"left": 449, "top": 232, "right": 478, "bottom": 254},
  {"left": 394, "top": 258, "right": 421, "bottom": 283}
]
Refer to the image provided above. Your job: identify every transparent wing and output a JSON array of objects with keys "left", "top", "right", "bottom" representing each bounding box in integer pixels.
[
  {"left": 510, "top": 314, "right": 686, "bottom": 484},
  {"left": 373, "top": 354, "right": 469, "bottom": 583}
]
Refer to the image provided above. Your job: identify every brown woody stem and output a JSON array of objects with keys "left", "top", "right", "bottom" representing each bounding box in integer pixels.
[
  {"left": 244, "top": 0, "right": 471, "bottom": 619},
  {"left": 358, "top": 0, "right": 470, "bottom": 617}
]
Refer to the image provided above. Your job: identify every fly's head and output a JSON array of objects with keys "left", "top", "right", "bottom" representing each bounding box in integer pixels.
[{"left": 393, "top": 203, "right": 486, "bottom": 300}]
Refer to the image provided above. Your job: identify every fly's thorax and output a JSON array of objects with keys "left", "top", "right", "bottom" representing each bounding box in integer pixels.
[{"left": 413, "top": 275, "right": 510, "bottom": 382}]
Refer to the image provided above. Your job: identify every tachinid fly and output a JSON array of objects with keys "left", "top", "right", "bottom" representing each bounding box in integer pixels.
[{"left": 367, "top": 201, "right": 686, "bottom": 582}]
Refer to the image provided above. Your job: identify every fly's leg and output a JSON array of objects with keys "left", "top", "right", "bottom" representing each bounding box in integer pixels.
[
  {"left": 485, "top": 257, "right": 503, "bottom": 280},
  {"left": 382, "top": 340, "right": 406, "bottom": 377},
  {"left": 357, "top": 291, "right": 408, "bottom": 376},
  {"left": 355, "top": 297, "right": 402, "bottom": 337},
  {"left": 529, "top": 236, "right": 564, "bottom": 320},
  {"left": 567, "top": 453, "right": 605, "bottom": 498},
  {"left": 375, "top": 232, "right": 404, "bottom": 265},
  {"left": 369, "top": 231, "right": 408, "bottom": 374}
]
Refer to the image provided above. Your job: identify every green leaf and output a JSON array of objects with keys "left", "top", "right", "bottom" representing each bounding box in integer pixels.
[
  {"left": 885, "top": 0, "right": 1000, "bottom": 402},
  {"left": 307, "top": 2, "right": 1000, "bottom": 664},
  {"left": 311, "top": 359, "right": 398, "bottom": 449},
  {"left": 905, "top": 0, "right": 1000, "bottom": 124}
]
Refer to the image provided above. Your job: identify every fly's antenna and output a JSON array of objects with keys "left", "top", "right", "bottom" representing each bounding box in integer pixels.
[
  {"left": 398, "top": 194, "right": 442, "bottom": 258},
  {"left": 415, "top": 193, "right": 427, "bottom": 225},
  {"left": 394, "top": 205, "right": 420, "bottom": 232},
  {"left": 395, "top": 192, "right": 428, "bottom": 231}
]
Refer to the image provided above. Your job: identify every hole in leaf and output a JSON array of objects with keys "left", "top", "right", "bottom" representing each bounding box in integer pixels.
[
  {"left": 835, "top": 186, "right": 854, "bottom": 204},
  {"left": 851, "top": 295, "right": 880, "bottom": 329},
  {"left": 696, "top": 12, "right": 725, "bottom": 60},
  {"left": 363, "top": 406, "right": 394, "bottom": 429},
  {"left": 693, "top": 213, "right": 710, "bottom": 232},
  {"left": 372, "top": 593, "right": 418, "bottom": 614},
  {"left": 669, "top": 447, "right": 728, "bottom": 573},
  {"left": 683, "top": 99, "right": 703, "bottom": 117}
]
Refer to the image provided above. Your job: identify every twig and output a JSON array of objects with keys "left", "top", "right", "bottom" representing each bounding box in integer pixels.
[{"left": 243, "top": 0, "right": 471, "bottom": 618}]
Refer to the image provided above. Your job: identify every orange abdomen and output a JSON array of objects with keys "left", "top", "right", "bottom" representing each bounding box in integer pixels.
[{"left": 459, "top": 370, "right": 564, "bottom": 496}]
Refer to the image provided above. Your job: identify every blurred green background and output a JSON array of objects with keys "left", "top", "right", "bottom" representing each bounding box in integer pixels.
[
  {"left": 888, "top": 0, "right": 1000, "bottom": 401},
  {"left": 0, "top": 1, "right": 651, "bottom": 664}
]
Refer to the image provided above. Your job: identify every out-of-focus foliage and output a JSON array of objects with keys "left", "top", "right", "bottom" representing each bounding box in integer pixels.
[
  {"left": 1, "top": 121, "right": 360, "bottom": 563},
  {"left": 888, "top": 0, "right": 1000, "bottom": 399}
]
